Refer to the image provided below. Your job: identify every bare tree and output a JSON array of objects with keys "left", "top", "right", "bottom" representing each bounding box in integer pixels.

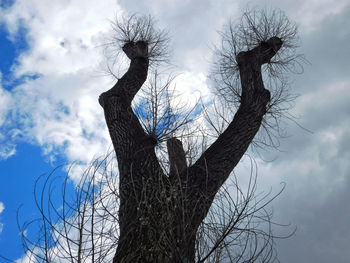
[
  {"left": 9, "top": 9, "right": 302, "bottom": 263},
  {"left": 98, "top": 9, "right": 300, "bottom": 262}
]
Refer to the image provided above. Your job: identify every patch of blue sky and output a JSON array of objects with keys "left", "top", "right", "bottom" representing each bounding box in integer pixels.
[
  {"left": 155, "top": 108, "right": 177, "bottom": 137},
  {"left": 0, "top": 19, "right": 40, "bottom": 90},
  {"left": 81, "top": 128, "right": 98, "bottom": 142},
  {"left": 0, "top": 20, "right": 30, "bottom": 159},
  {"left": 0, "top": 0, "right": 14, "bottom": 9},
  {"left": 192, "top": 102, "right": 203, "bottom": 118},
  {"left": 0, "top": 143, "right": 75, "bottom": 261},
  {"left": 133, "top": 96, "right": 203, "bottom": 139},
  {"left": 133, "top": 98, "right": 151, "bottom": 119}
]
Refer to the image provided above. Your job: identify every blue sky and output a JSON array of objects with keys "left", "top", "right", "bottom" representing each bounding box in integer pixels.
[
  {"left": 0, "top": 144, "right": 68, "bottom": 261},
  {"left": 0, "top": 6, "right": 72, "bottom": 259},
  {"left": 0, "top": 23, "right": 16, "bottom": 85},
  {"left": 0, "top": 4, "right": 44, "bottom": 259},
  {"left": 0, "top": 0, "right": 350, "bottom": 262}
]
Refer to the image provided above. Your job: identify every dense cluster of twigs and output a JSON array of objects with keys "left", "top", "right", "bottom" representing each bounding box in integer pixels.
[
  {"left": 103, "top": 14, "right": 170, "bottom": 77},
  {"left": 214, "top": 8, "right": 302, "bottom": 92},
  {"left": 212, "top": 8, "right": 306, "bottom": 149}
]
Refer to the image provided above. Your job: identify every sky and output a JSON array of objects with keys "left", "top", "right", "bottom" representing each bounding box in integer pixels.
[{"left": 0, "top": 0, "right": 349, "bottom": 262}]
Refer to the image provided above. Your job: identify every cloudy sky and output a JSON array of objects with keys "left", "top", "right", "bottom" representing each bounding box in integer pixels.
[{"left": 0, "top": 0, "right": 349, "bottom": 262}]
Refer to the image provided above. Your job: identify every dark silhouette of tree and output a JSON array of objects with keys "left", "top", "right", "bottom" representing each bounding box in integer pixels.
[
  {"left": 99, "top": 10, "right": 301, "bottom": 262},
  {"left": 8, "top": 9, "right": 303, "bottom": 263}
]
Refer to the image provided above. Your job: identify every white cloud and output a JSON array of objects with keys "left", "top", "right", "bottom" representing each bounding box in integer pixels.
[
  {"left": 171, "top": 72, "right": 210, "bottom": 109},
  {"left": 281, "top": 0, "right": 350, "bottom": 33},
  {"left": 0, "top": 73, "right": 16, "bottom": 159},
  {"left": 232, "top": 0, "right": 350, "bottom": 34},
  {"left": 0, "top": 202, "right": 4, "bottom": 234},
  {"left": 0, "top": 0, "right": 125, "bottom": 163},
  {"left": 0, "top": 202, "right": 4, "bottom": 214},
  {"left": 248, "top": 78, "right": 350, "bottom": 262},
  {"left": 0, "top": 73, "right": 12, "bottom": 126}
]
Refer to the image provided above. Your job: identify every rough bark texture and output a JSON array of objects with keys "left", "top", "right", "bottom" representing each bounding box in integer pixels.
[{"left": 99, "top": 38, "right": 282, "bottom": 262}]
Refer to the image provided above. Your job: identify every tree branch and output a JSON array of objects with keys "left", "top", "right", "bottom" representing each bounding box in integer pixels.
[
  {"left": 167, "top": 137, "right": 187, "bottom": 180},
  {"left": 186, "top": 37, "right": 283, "bottom": 221},
  {"left": 99, "top": 41, "right": 156, "bottom": 160}
]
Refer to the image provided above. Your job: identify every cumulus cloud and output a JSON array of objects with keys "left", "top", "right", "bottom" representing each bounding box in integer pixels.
[
  {"left": 249, "top": 7, "right": 350, "bottom": 260},
  {"left": 0, "top": 0, "right": 125, "bottom": 163},
  {"left": 260, "top": 76, "right": 350, "bottom": 262},
  {"left": 117, "top": 0, "right": 240, "bottom": 74}
]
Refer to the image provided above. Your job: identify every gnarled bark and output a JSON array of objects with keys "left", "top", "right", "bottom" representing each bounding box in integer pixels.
[{"left": 100, "top": 37, "right": 282, "bottom": 262}]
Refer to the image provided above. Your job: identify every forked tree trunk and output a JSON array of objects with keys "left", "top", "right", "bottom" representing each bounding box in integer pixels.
[{"left": 99, "top": 38, "right": 282, "bottom": 262}]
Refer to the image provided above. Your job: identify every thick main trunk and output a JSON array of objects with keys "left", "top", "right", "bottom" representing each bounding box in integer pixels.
[{"left": 100, "top": 38, "right": 282, "bottom": 262}]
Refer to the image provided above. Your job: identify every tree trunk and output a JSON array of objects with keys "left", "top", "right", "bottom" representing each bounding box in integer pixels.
[{"left": 99, "top": 38, "right": 282, "bottom": 262}]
